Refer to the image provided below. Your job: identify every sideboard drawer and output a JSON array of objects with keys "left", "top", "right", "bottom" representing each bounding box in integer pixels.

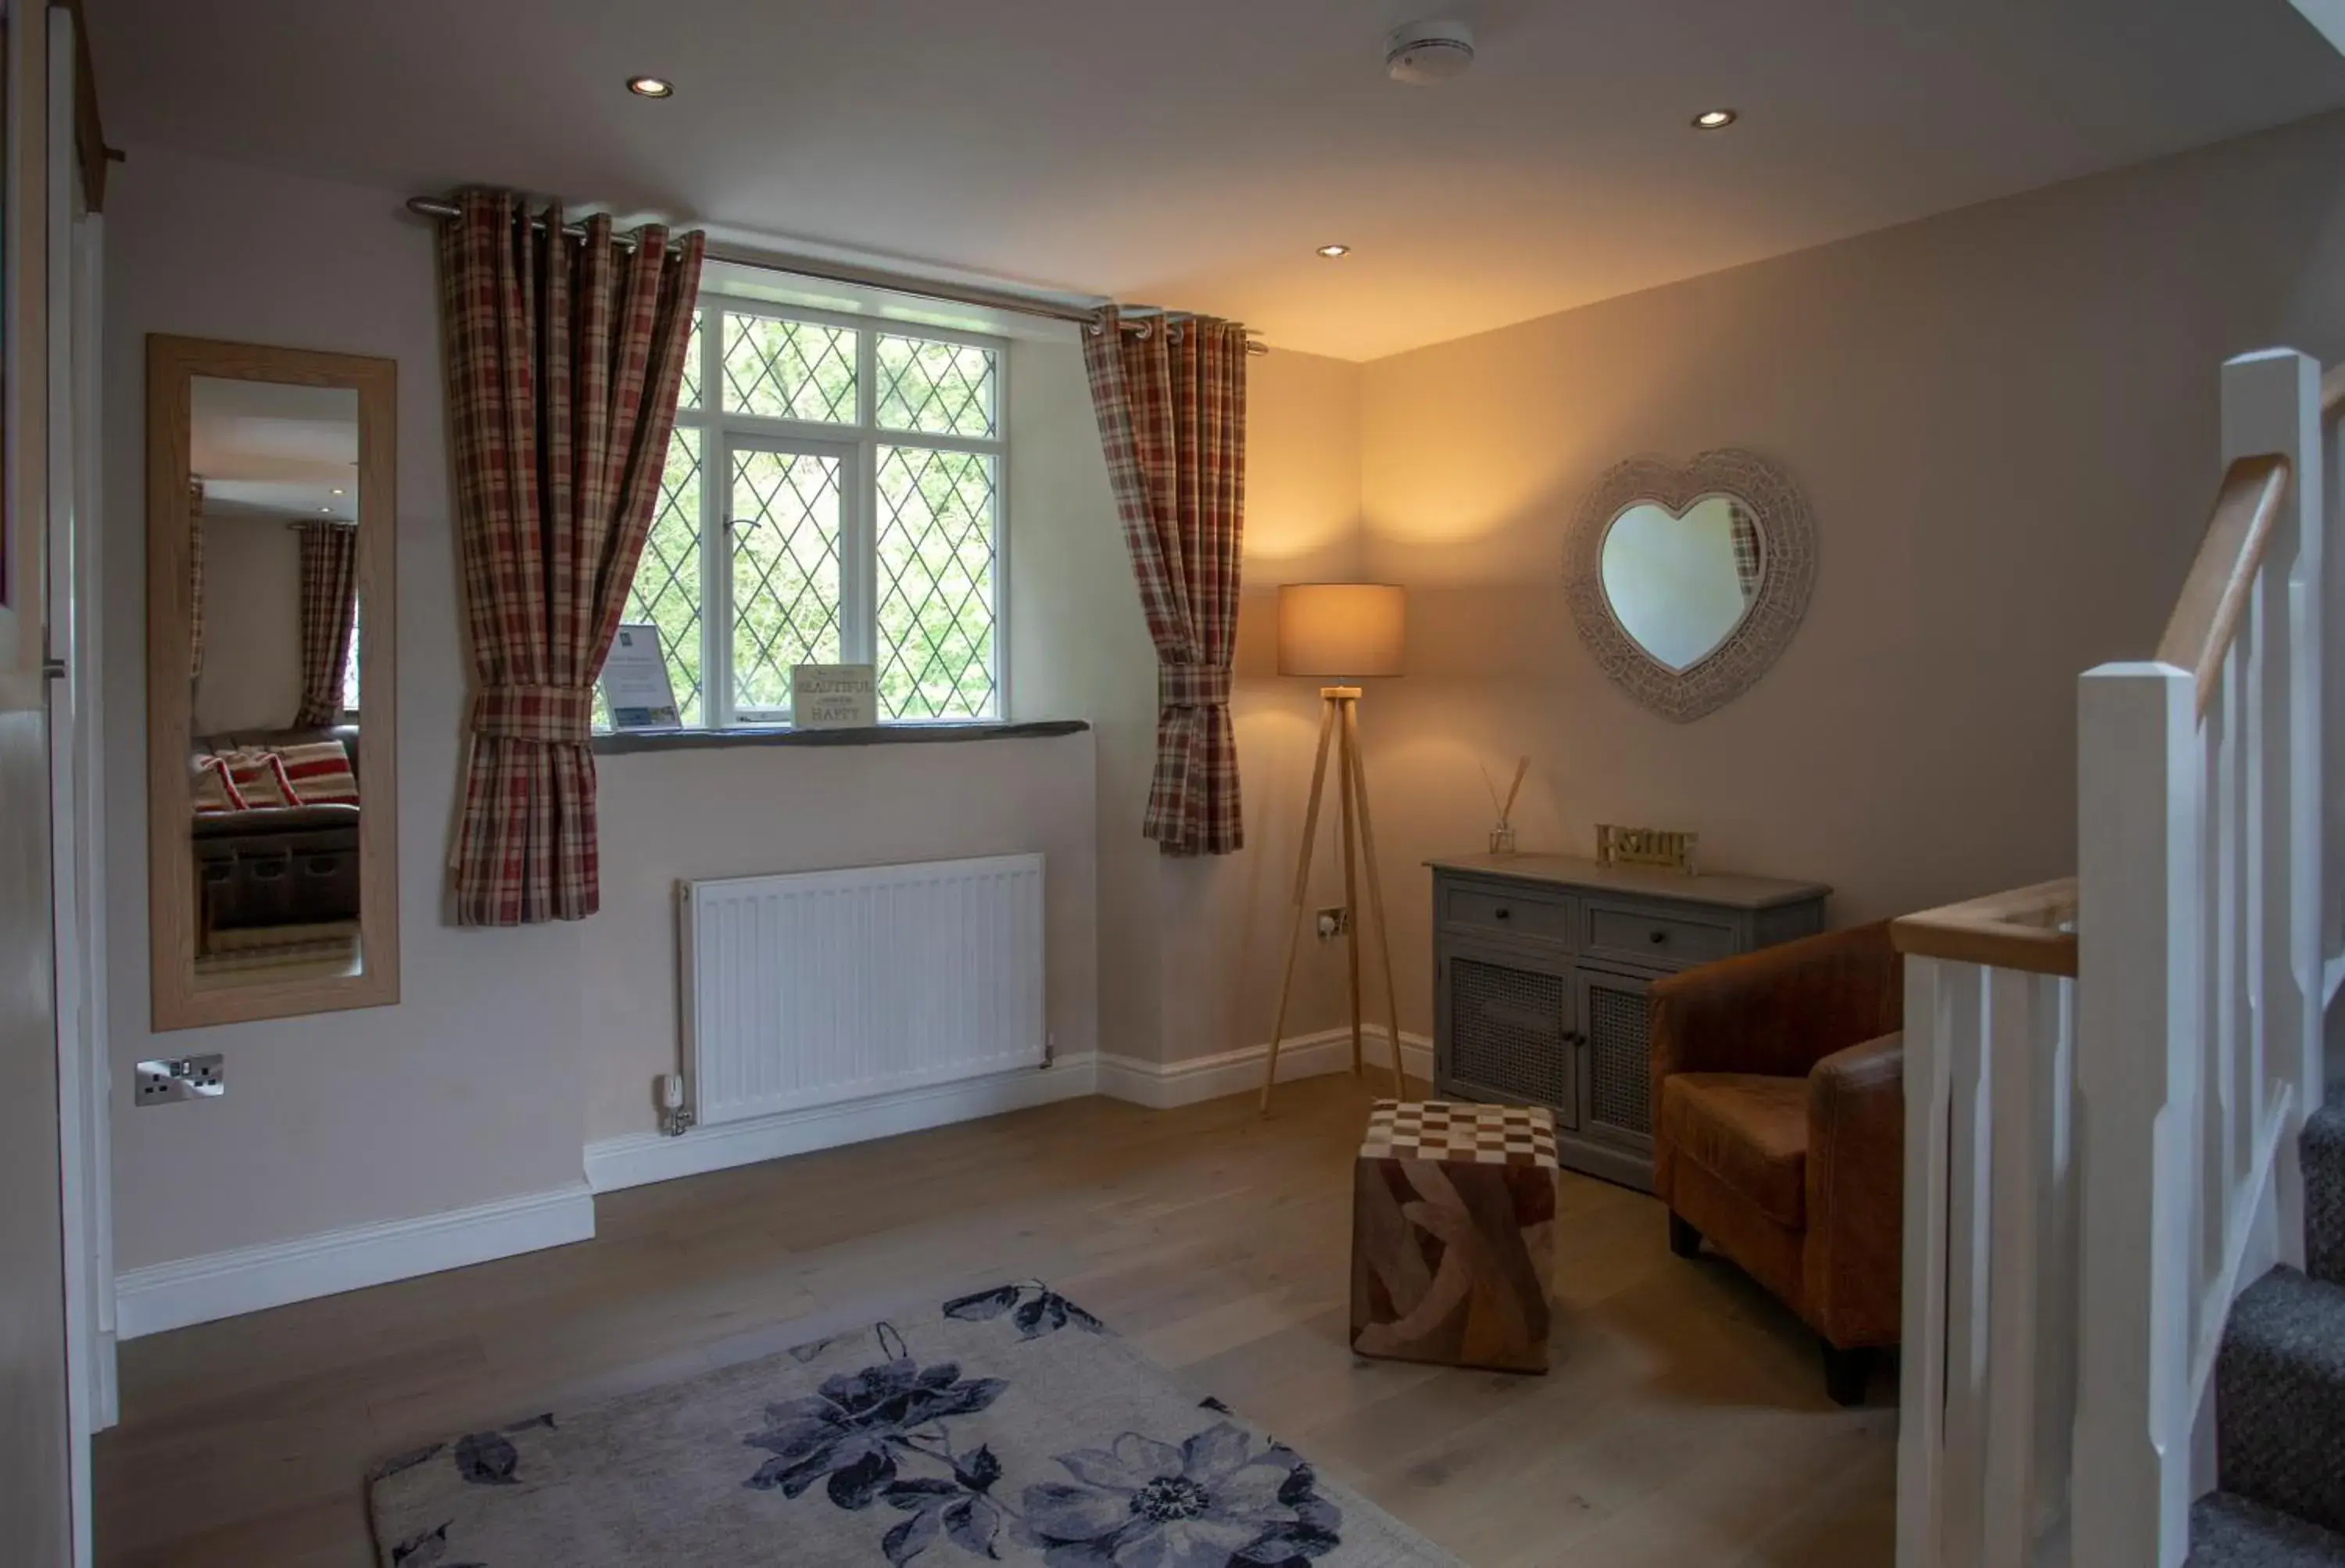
[
  {"left": 1584, "top": 902, "right": 1738, "bottom": 969},
  {"left": 1442, "top": 882, "right": 1574, "bottom": 945}
]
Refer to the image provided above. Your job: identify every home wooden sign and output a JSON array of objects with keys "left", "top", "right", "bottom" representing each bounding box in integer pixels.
[
  {"left": 1595, "top": 823, "right": 1699, "bottom": 874},
  {"left": 791, "top": 664, "right": 878, "bottom": 729}
]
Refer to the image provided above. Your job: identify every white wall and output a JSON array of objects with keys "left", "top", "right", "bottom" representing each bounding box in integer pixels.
[
  {"left": 105, "top": 149, "right": 592, "bottom": 1271},
  {"left": 106, "top": 147, "right": 1115, "bottom": 1274},
  {"left": 582, "top": 733, "right": 1101, "bottom": 1142},
  {"left": 190, "top": 514, "right": 300, "bottom": 734}
]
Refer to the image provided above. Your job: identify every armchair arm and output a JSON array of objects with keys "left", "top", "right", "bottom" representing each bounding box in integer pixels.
[
  {"left": 1803, "top": 1032, "right": 1905, "bottom": 1348},
  {"left": 1648, "top": 922, "right": 1903, "bottom": 1086}
]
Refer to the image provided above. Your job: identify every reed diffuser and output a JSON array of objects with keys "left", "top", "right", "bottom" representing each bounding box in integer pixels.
[{"left": 1480, "top": 756, "right": 1530, "bottom": 856}]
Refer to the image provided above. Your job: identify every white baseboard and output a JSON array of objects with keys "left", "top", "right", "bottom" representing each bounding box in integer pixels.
[
  {"left": 584, "top": 1054, "right": 1102, "bottom": 1194},
  {"left": 110, "top": 1032, "right": 1425, "bottom": 1337},
  {"left": 114, "top": 1180, "right": 595, "bottom": 1341},
  {"left": 1097, "top": 1026, "right": 1434, "bottom": 1111}
]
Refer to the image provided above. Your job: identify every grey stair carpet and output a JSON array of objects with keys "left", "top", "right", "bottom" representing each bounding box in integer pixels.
[
  {"left": 2305, "top": 1100, "right": 2343, "bottom": 1287},
  {"left": 2192, "top": 1493, "right": 2345, "bottom": 1567},
  {"left": 2217, "top": 1265, "right": 2345, "bottom": 1537}
]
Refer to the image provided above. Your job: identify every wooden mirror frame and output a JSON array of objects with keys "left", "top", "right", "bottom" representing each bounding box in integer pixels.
[
  {"left": 146, "top": 335, "right": 399, "bottom": 1029},
  {"left": 1562, "top": 447, "right": 1817, "bottom": 724}
]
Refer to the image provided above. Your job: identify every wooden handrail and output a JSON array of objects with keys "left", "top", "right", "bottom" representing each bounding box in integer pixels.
[
  {"left": 1890, "top": 877, "right": 2078, "bottom": 977},
  {"left": 2156, "top": 453, "right": 2290, "bottom": 718}
]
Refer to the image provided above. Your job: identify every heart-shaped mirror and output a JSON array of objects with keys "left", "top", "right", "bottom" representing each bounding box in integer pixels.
[
  {"left": 1599, "top": 495, "right": 1759, "bottom": 672},
  {"left": 1564, "top": 449, "right": 1815, "bottom": 722}
]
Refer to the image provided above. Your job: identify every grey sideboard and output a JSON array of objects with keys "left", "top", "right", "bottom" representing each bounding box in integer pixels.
[{"left": 1427, "top": 854, "right": 1831, "bottom": 1192}]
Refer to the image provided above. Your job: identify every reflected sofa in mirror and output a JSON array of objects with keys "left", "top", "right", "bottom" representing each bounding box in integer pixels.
[
  {"left": 147, "top": 335, "right": 398, "bottom": 1029},
  {"left": 1563, "top": 448, "right": 1817, "bottom": 724}
]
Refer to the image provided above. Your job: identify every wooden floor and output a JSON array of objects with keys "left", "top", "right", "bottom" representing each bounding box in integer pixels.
[{"left": 93, "top": 1075, "right": 1896, "bottom": 1566}]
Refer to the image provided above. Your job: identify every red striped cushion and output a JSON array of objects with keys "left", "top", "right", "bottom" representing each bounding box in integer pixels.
[
  {"left": 275, "top": 739, "right": 359, "bottom": 807},
  {"left": 192, "top": 754, "right": 248, "bottom": 814},
  {"left": 215, "top": 749, "right": 295, "bottom": 810}
]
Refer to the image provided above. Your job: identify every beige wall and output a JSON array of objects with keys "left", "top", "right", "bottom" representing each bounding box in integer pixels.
[
  {"left": 105, "top": 149, "right": 595, "bottom": 1270},
  {"left": 190, "top": 515, "right": 302, "bottom": 734},
  {"left": 582, "top": 734, "right": 1101, "bottom": 1140},
  {"left": 1340, "top": 109, "right": 2345, "bottom": 1038},
  {"left": 104, "top": 149, "right": 1115, "bottom": 1265},
  {"left": 1008, "top": 332, "right": 1375, "bottom": 1066}
]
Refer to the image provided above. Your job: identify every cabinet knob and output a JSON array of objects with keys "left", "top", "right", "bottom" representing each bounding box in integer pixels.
[
  {"left": 1494, "top": 907, "right": 1511, "bottom": 920},
  {"left": 1649, "top": 929, "right": 1668, "bottom": 943}
]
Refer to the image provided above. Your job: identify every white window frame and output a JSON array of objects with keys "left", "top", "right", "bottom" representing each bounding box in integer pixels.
[{"left": 671, "top": 292, "right": 1010, "bottom": 729}]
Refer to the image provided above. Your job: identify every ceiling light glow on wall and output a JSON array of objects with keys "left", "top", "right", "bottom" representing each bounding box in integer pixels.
[
  {"left": 1693, "top": 108, "right": 1738, "bottom": 130},
  {"left": 1316, "top": 244, "right": 1352, "bottom": 258},
  {"left": 627, "top": 75, "right": 675, "bottom": 98}
]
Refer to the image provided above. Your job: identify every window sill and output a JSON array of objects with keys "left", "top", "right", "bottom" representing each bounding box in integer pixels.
[{"left": 590, "top": 719, "right": 1090, "bottom": 757}]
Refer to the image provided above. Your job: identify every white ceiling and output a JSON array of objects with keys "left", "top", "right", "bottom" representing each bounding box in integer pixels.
[
  {"left": 95, "top": 0, "right": 2345, "bottom": 360},
  {"left": 190, "top": 378, "right": 360, "bottom": 522}
]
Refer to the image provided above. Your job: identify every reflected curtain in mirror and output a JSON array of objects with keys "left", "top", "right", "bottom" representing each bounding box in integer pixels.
[
  {"left": 1080, "top": 306, "right": 1250, "bottom": 857},
  {"left": 293, "top": 520, "right": 358, "bottom": 725},
  {"left": 436, "top": 190, "right": 704, "bottom": 925}
]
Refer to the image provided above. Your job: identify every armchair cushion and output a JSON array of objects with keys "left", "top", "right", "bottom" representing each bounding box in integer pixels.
[{"left": 1659, "top": 1072, "right": 1808, "bottom": 1230}]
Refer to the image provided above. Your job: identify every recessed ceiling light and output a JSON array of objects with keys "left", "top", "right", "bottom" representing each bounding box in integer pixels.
[
  {"left": 319, "top": 506, "right": 333, "bottom": 514},
  {"left": 1693, "top": 108, "right": 1738, "bottom": 130},
  {"left": 331, "top": 486, "right": 345, "bottom": 496},
  {"left": 1316, "top": 244, "right": 1352, "bottom": 259},
  {"left": 627, "top": 75, "right": 675, "bottom": 98}
]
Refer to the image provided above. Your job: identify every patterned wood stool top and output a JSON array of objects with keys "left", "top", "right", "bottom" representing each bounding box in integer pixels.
[
  {"left": 1352, "top": 1100, "right": 1559, "bottom": 1374},
  {"left": 1359, "top": 1099, "right": 1559, "bottom": 1168}
]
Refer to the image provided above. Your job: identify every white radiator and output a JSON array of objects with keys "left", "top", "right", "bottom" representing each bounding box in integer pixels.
[{"left": 678, "top": 854, "right": 1047, "bottom": 1129}]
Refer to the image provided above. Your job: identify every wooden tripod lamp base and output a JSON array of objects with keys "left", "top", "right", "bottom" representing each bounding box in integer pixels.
[{"left": 1260, "top": 585, "right": 1409, "bottom": 1114}]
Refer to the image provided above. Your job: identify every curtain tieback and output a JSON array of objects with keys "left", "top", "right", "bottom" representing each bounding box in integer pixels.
[
  {"left": 1158, "top": 664, "right": 1232, "bottom": 710},
  {"left": 473, "top": 684, "right": 594, "bottom": 746}
]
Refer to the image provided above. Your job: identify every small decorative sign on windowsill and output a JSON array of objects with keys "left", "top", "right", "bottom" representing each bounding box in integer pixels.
[
  {"left": 791, "top": 664, "right": 879, "bottom": 729},
  {"left": 1595, "top": 823, "right": 1699, "bottom": 875},
  {"left": 600, "top": 623, "right": 682, "bottom": 730}
]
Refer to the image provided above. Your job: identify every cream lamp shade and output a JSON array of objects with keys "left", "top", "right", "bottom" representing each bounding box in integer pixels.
[{"left": 1277, "top": 584, "right": 1406, "bottom": 678}]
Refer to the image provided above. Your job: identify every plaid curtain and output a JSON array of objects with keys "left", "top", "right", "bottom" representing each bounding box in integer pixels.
[
  {"left": 292, "top": 521, "right": 360, "bottom": 726},
  {"left": 1729, "top": 501, "right": 1762, "bottom": 603},
  {"left": 189, "top": 478, "right": 207, "bottom": 680},
  {"left": 439, "top": 189, "right": 704, "bottom": 925},
  {"left": 1080, "top": 309, "right": 1249, "bottom": 856}
]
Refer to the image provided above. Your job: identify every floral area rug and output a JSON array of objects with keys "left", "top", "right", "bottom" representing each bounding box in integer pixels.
[{"left": 369, "top": 1281, "right": 1460, "bottom": 1567}]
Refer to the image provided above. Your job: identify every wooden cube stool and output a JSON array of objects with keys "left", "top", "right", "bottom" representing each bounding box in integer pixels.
[{"left": 1350, "top": 1098, "right": 1559, "bottom": 1373}]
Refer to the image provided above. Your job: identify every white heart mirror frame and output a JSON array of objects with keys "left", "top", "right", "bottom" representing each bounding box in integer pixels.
[{"left": 1563, "top": 448, "right": 1817, "bottom": 723}]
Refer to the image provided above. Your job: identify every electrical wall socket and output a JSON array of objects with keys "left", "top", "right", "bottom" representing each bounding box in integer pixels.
[
  {"left": 1315, "top": 906, "right": 1352, "bottom": 941},
  {"left": 135, "top": 1054, "right": 224, "bottom": 1105}
]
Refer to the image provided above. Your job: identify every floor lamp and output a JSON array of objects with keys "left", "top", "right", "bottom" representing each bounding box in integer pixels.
[{"left": 1260, "top": 584, "right": 1409, "bottom": 1113}]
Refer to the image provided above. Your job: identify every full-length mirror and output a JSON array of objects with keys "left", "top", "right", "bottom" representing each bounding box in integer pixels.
[{"left": 148, "top": 336, "right": 399, "bottom": 1029}]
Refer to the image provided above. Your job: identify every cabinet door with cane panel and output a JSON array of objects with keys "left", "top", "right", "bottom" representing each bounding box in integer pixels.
[{"left": 1436, "top": 940, "right": 1579, "bottom": 1131}]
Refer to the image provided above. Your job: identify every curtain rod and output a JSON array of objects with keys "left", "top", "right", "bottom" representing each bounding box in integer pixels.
[{"left": 403, "top": 196, "right": 1269, "bottom": 355}]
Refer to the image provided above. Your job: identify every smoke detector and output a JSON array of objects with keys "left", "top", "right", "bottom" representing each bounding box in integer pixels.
[{"left": 1385, "top": 19, "right": 1475, "bottom": 85}]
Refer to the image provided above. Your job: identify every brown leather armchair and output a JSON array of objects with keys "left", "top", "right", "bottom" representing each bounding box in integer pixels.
[{"left": 1649, "top": 922, "right": 1904, "bottom": 1405}]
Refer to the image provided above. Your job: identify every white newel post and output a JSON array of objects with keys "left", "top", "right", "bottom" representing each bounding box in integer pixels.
[
  {"left": 1899, "top": 955, "right": 1955, "bottom": 1568},
  {"left": 2220, "top": 350, "right": 2324, "bottom": 1255},
  {"left": 2075, "top": 662, "right": 2200, "bottom": 1568}
]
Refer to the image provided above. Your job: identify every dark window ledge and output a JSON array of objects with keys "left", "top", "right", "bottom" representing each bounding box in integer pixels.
[{"left": 592, "top": 719, "right": 1090, "bottom": 757}]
